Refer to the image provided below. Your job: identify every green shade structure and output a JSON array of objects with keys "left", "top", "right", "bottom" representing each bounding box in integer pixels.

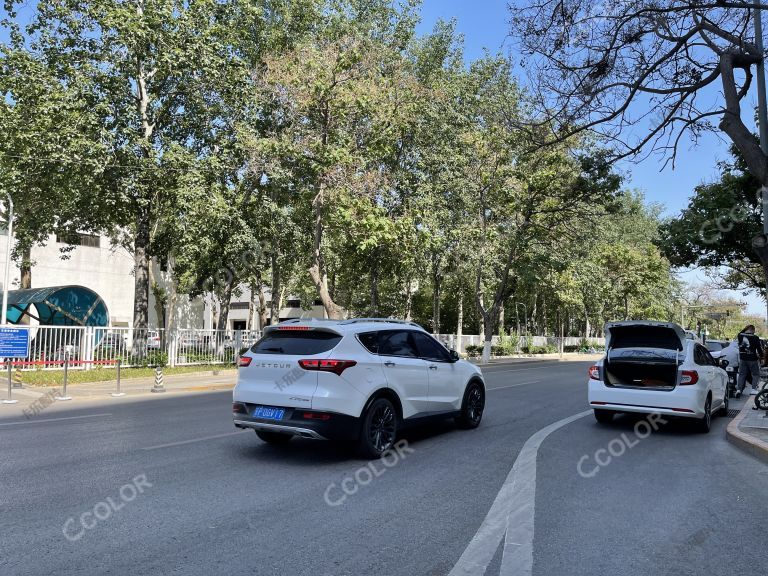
[{"left": 3, "top": 285, "right": 109, "bottom": 327}]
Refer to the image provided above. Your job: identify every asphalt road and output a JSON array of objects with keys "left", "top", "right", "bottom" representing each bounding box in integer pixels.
[{"left": 2, "top": 360, "right": 766, "bottom": 576}]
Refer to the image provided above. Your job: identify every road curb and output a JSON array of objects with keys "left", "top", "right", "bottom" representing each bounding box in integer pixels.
[{"left": 726, "top": 397, "right": 768, "bottom": 465}]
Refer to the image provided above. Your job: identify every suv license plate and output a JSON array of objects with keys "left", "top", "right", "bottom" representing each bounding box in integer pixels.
[{"left": 254, "top": 406, "right": 285, "bottom": 421}]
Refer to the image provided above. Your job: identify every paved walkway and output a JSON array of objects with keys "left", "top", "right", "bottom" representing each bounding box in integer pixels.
[{"left": 2, "top": 369, "right": 237, "bottom": 405}]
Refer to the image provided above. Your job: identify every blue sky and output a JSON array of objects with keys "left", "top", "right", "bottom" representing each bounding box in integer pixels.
[
  {"left": 417, "top": 0, "right": 733, "bottom": 217},
  {"left": 418, "top": 0, "right": 763, "bottom": 314}
]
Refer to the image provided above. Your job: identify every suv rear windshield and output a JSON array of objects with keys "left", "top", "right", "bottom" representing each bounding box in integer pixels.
[{"left": 250, "top": 330, "right": 342, "bottom": 355}]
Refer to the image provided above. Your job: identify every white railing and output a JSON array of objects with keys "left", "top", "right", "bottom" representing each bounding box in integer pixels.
[
  {"left": 6, "top": 325, "right": 605, "bottom": 370},
  {"left": 8, "top": 327, "right": 262, "bottom": 370}
]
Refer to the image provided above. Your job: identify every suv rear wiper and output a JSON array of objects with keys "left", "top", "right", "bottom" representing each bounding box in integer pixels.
[{"left": 261, "top": 347, "right": 284, "bottom": 353}]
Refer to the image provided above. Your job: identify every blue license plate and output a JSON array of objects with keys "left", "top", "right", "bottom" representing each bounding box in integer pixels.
[{"left": 254, "top": 406, "right": 285, "bottom": 421}]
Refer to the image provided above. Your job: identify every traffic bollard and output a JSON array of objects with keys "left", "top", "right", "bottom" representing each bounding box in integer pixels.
[
  {"left": 151, "top": 365, "right": 166, "bottom": 393},
  {"left": 2, "top": 362, "right": 18, "bottom": 404},
  {"left": 55, "top": 358, "right": 72, "bottom": 401},
  {"left": 111, "top": 360, "right": 125, "bottom": 397}
]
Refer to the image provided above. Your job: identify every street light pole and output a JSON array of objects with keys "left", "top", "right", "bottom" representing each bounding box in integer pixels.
[{"left": 2, "top": 195, "right": 13, "bottom": 326}]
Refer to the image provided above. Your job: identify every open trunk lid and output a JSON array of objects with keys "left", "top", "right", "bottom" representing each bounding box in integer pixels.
[
  {"left": 605, "top": 321, "right": 686, "bottom": 351},
  {"left": 603, "top": 321, "right": 685, "bottom": 390}
]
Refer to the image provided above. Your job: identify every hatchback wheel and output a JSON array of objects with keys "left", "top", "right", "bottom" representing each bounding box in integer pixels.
[
  {"left": 456, "top": 382, "right": 485, "bottom": 429},
  {"left": 358, "top": 398, "right": 397, "bottom": 459},
  {"left": 698, "top": 396, "right": 712, "bottom": 433}
]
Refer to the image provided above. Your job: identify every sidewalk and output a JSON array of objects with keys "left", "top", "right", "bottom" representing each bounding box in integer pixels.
[
  {"left": 6, "top": 369, "right": 237, "bottom": 403},
  {"left": 727, "top": 394, "right": 768, "bottom": 464}
]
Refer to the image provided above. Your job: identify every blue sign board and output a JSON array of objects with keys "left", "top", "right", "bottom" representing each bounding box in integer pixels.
[{"left": 0, "top": 327, "right": 30, "bottom": 358}]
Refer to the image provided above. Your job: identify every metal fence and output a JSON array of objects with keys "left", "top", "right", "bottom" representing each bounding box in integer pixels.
[
  {"left": 12, "top": 326, "right": 262, "bottom": 370},
  {"left": 433, "top": 334, "right": 606, "bottom": 353},
  {"left": 6, "top": 325, "right": 606, "bottom": 370}
]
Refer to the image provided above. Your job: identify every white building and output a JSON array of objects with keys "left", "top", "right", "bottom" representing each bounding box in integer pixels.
[{"left": 0, "top": 231, "right": 325, "bottom": 330}]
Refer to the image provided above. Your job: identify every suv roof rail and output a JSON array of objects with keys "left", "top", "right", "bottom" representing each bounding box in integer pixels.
[{"left": 339, "top": 318, "right": 423, "bottom": 328}]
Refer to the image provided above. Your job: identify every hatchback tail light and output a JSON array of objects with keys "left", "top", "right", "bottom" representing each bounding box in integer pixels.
[
  {"left": 588, "top": 365, "right": 600, "bottom": 380},
  {"left": 679, "top": 370, "right": 699, "bottom": 385},
  {"left": 238, "top": 356, "right": 252, "bottom": 367},
  {"left": 298, "top": 359, "right": 357, "bottom": 376}
]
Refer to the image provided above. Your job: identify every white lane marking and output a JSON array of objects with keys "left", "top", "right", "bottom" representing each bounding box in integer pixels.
[
  {"left": 487, "top": 380, "right": 543, "bottom": 391},
  {"left": 0, "top": 413, "right": 112, "bottom": 427},
  {"left": 143, "top": 430, "right": 248, "bottom": 451},
  {"left": 448, "top": 410, "right": 591, "bottom": 576}
]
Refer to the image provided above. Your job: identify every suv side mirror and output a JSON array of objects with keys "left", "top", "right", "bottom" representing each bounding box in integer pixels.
[
  {"left": 449, "top": 349, "right": 460, "bottom": 362},
  {"left": 719, "top": 358, "right": 729, "bottom": 369}
]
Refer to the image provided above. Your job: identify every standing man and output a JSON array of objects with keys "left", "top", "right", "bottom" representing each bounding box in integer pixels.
[{"left": 736, "top": 324, "right": 764, "bottom": 396}]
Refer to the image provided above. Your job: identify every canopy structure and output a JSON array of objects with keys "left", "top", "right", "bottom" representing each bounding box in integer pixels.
[{"left": 3, "top": 285, "right": 109, "bottom": 327}]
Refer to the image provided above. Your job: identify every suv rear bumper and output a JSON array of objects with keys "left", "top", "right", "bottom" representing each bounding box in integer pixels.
[{"left": 233, "top": 404, "right": 360, "bottom": 441}]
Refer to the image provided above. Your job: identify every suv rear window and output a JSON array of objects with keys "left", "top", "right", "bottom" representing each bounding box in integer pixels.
[{"left": 250, "top": 330, "right": 342, "bottom": 355}]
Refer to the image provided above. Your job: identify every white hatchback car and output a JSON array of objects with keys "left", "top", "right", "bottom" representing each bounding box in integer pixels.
[
  {"left": 233, "top": 319, "right": 486, "bottom": 457},
  {"left": 588, "top": 321, "right": 729, "bottom": 433}
]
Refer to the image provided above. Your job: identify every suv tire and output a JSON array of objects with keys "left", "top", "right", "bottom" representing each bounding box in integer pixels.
[{"left": 358, "top": 398, "right": 398, "bottom": 459}]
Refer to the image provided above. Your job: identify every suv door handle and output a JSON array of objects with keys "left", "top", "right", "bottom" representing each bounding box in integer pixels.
[
  {"left": 429, "top": 365, "right": 438, "bottom": 370},
  {"left": 384, "top": 361, "right": 396, "bottom": 367}
]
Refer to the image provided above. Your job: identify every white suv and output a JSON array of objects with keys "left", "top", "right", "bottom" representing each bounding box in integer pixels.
[{"left": 233, "top": 319, "right": 485, "bottom": 457}]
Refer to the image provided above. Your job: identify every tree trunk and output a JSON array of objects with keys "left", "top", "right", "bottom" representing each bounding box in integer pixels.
[
  {"left": 19, "top": 245, "right": 31, "bottom": 290},
  {"left": 257, "top": 284, "right": 267, "bottom": 330},
  {"left": 216, "top": 278, "right": 234, "bottom": 332},
  {"left": 404, "top": 277, "right": 414, "bottom": 322},
  {"left": 309, "top": 182, "right": 344, "bottom": 319},
  {"left": 456, "top": 295, "right": 464, "bottom": 353},
  {"left": 370, "top": 249, "right": 379, "bottom": 316},
  {"left": 133, "top": 209, "right": 150, "bottom": 332},
  {"left": 432, "top": 255, "right": 442, "bottom": 334},
  {"left": 270, "top": 252, "right": 280, "bottom": 325},
  {"left": 498, "top": 302, "right": 505, "bottom": 336},
  {"left": 481, "top": 312, "right": 495, "bottom": 364},
  {"left": 149, "top": 261, "right": 166, "bottom": 330}
]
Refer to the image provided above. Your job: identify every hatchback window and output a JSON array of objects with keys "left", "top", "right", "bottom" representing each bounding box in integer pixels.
[{"left": 250, "top": 330, "right": 342, "bottom": 355}]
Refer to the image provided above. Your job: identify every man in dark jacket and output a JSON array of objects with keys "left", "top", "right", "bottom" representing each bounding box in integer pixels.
[{"left": 736, "top": 324, "right": 764, "bottom": 396}]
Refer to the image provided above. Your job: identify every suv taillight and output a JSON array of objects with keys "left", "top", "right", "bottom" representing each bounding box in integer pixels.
[
  {"left": 588, "top": 365, "right": 600, "bottom": 380},
  {"left": 298, "top": 359, "right": 357, "bottom": 376},
  {"left": 239, "top": 356, "right": 252, "bottom": 367},
  {"left": 680, "top": 370, "right": 699, "bottom": 385}
]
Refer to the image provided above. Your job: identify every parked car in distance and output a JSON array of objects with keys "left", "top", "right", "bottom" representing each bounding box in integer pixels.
[
  {"left": 588, "top": 321, "right": 729, "bottom": 433},
  {"left": 233, "top": 318, "right": 486, "bottom": 458},
  {"left": 705, "top": 339, "right": 729, "bottom": 353},
  {"left": 146, "top": 330, "right": 162, "bottom": 350},
  {"left": 179, "top": 332, "right": 203, "bottom": 349},
  {"left": 97, "top": 332, "right": 127, "bottom": 351}
]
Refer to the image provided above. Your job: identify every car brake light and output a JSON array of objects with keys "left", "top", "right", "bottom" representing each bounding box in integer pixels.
[
  {"left": 298, "top": 359, "right": 357, "bottom": 376},
  {"left": 680, "top": 370, "right": 698, "bottom": 385},
  {"left": 239, "top": 357, "right": 252, "bottom": 367},
  {"left": 278, "top": 326, "right": 311, "bottom": 331},
  {"left": 232, "top": 402, "right": 247, "bottom": 414},
  {"left": 588, "top": 365, "right": 600, "bottom": 380}
]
